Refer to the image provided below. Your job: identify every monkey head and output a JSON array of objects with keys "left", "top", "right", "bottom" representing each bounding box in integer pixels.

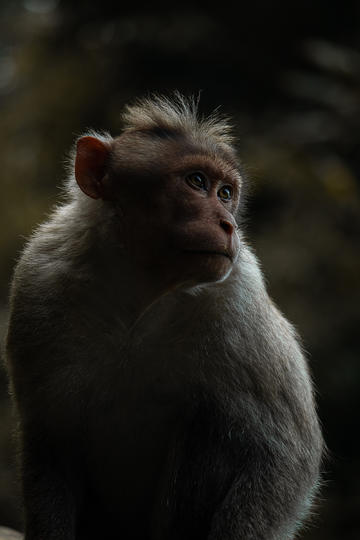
[{"left": 74, "top": 98, "right": 242, "bottom": 293}]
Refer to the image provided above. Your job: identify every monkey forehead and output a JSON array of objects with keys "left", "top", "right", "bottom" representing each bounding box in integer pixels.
[
  {"left": 170, "top": 153, "right": 241, "bottom": 185},
  {"left": 109, "top": 130, "right": 241, "bottom": 181}
]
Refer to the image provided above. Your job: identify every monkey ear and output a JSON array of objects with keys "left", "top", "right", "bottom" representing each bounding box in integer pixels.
[{"left": 75, "top": 136, "right": 110, "bottom": 199}]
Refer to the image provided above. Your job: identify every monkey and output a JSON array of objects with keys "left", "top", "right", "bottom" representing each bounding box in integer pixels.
[{"left": 5, "top": 94, "right": 323, "bottom": 540}]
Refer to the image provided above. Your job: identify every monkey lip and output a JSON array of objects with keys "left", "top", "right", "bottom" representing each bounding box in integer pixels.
[{"left": 183, "top": 249, "right": 232, "bottom": 261}]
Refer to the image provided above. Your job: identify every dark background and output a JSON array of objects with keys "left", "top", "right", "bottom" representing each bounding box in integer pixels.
[{"left": 0, "top": 1, "right": 359, "bottom": 538}]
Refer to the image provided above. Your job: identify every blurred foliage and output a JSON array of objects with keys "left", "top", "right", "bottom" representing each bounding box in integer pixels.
[{"left": 0, "top": 0, "right": 360, "bottom": 537}]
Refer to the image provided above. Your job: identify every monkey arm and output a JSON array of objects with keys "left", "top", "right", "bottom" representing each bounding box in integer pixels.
[
  {"left": 208, "top": 443, "right": 312, "bottom": 540},
  {"left": 204, "top": 246, "right": 322, "bottom": 539},
  {"left": 20, "top": 430, "right": 77, "bottom": 540},
  {"left": 6, "top": 290, "right": 84, "bottom": 540},
  {"left": 157, "top": 392, "right": 320, "bottom": 540},
  {"left": 7, "top": 376, "right": 81, "bottom": 540}
]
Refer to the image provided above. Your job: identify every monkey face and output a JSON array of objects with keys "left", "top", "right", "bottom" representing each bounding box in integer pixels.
[
  {"left": 75, "top": 134, "right": 242, "bottom": 291},
  {"left": 116, "top": 154, "right": 241, "bottom": 289}
]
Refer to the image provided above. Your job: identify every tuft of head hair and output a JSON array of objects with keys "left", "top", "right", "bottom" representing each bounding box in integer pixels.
[{"left": 122, "top": 92, "right": 234, "bottom": 146}]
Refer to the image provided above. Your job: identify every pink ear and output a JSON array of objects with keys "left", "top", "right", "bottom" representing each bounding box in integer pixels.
[{"left": 75, "top": 136, "right": 110, "bottom": 199}]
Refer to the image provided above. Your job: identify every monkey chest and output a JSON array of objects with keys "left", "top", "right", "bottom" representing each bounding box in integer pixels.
[{"left": 83, "top": 376, "right": 184, "bottom": 503}]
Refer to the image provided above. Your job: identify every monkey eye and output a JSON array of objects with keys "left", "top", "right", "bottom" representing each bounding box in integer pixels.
[
  {"left": 218, "top": 185, "right": 233, "bottom": 201},
  {"left": 186, "top": 172, "right": 208, "bottom": 191}
]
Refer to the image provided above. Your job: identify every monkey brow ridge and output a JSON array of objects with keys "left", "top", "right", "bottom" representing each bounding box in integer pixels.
[{"left": 121, "top": 92, "right": 234, "bottom": 146}]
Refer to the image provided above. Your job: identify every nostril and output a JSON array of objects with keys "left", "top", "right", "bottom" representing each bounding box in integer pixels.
[{"left": 220, "top": 219, "right": 234, "bottom": 235}]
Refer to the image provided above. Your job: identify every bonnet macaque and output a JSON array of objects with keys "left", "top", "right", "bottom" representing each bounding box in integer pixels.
[{"left": 6, "top": 95, "right": 323, "bottom": 540}]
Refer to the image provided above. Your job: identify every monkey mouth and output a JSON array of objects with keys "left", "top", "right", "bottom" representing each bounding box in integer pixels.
[{"left": 183, "top": 250, "right": 232, "bottom": 261}]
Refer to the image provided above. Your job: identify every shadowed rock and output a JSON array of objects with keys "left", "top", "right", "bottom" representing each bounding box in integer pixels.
[{"left": 0, "top": 528, "right": 23, "bottom": 540}]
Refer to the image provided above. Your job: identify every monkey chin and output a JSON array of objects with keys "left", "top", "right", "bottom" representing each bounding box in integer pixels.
[{"left": 181, "top": 251, "right": 234, "bottom": 287}]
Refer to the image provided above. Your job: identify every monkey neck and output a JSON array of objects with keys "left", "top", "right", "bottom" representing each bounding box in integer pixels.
[
  {"left": 87, "top": 246, "right": 176, "bottom": 329},
  {"left": 117, "top": 267, "right": 168, "bottom": 328}
]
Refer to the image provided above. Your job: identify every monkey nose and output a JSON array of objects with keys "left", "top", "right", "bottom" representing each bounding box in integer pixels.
[{"left": 220, "top": 219, "right": 234, "bottom": 235}]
